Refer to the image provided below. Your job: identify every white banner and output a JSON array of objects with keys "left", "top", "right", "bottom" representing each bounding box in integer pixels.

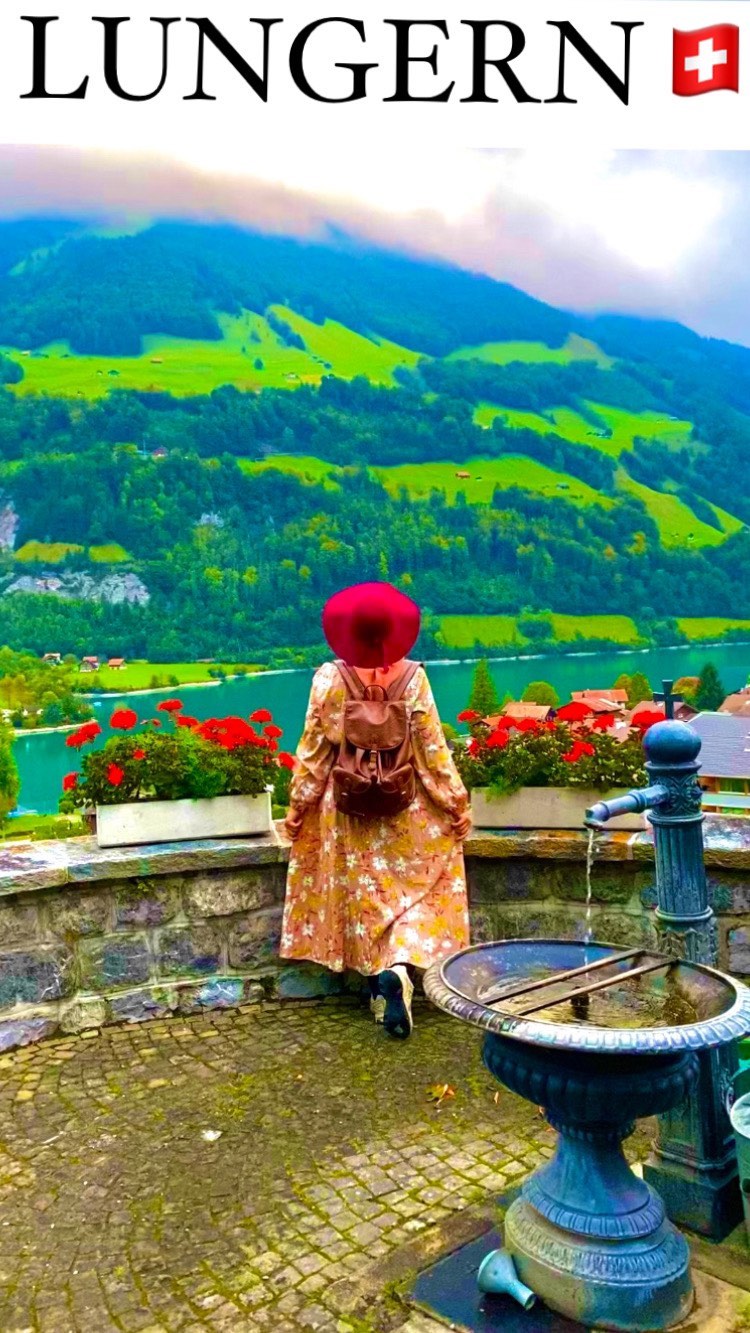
[{"left": 1, "top": 2, "right": 749, "bottom": 150}]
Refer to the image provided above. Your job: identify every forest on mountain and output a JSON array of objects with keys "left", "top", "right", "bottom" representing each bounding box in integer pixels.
[{"left": 0, "top": 219, "right": 748, "bottom": 663}]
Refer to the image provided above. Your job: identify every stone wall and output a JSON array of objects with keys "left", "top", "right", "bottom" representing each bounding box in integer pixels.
[
  {"left": 467, "top": 823, "right": 750, "bottom": 974},
  {"left": 1, "top": 818, "right": 750, "bottom": 1051}
]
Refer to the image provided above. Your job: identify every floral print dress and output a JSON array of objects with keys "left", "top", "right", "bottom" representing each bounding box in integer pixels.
[{"left": 280, "top": 661, "right": 470, "bottom": 975}]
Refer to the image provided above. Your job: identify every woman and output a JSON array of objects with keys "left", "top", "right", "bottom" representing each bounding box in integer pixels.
[{"left": 281, "top": 581, "right": 471, "bottom": 1039}]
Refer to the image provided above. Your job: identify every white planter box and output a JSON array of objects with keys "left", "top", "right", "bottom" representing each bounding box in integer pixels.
[
  {"left": 96, "top": 791, "right": 273, "bottom": 848},
  {"left": 470, "top": 786, "right": 647, "bottom": 832}
]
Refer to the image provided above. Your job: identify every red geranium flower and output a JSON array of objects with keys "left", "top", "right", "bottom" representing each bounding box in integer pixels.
[
  {"left": 263, "top": 723, "right": 283, "bottom": 740},
  {"left": 485, "top": 728, "right": 509, "bottom": 750},
  {"left": 107, "top": 763, "right": 125, "bottom": 786},
  {"left": 176, "top": 715, "right": 199, "bottom": 729},
  {"left": 513, "top": 718, "right": 539, "bottom": 733},
  {"left": 198, "top": 716, "right": 255, "bottom": 750},
  {"left": 110, "top": 707, "right": 137, "bottom": 731},
  {"left": 148, "top": 718, "right": 162, "bottom": 728},
  {"left": 157, "top": 699, "right": 183, "bottom": 713},
  {"left": 467, "top": 738, "right": 480, "bottom": 757},
  {"left": 277, "top": 752, "right": 295, "bottom": 770},
  {"left": 65, "top": 721, "right": 102, "bottom": 749},
  {"left": 632, "top": 710, "right": 666, "bottom": 733},
  {"left": 250, "top": 708, "right": 272, "bottom": 724},
  {"left": 562, "top": 739, "right": 596, "bottom": 763},
  {"left": 133, "top": 748, "right": 146, "bottom": 760},
  {"left": 556, "top": 702, "right": 594, "bottom": 723},
  {"left": 591, "top": 714, "right": 617, "bottom": 731},
  {"left": 457, "top": 709, "right": 481, "bottom": 723},
  {"left": 62, "top": 772, "right": 78, "bottom": 792}
]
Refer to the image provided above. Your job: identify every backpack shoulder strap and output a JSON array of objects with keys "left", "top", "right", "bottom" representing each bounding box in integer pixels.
[
  {"left": 335, "top": 659, "right": 365, "bottom": 699},
  {"left": 387, "top": 660, "right": 422, "bottom": 701}
]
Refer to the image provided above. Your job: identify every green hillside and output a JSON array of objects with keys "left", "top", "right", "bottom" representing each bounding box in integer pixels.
[
  {"left": 448, "top": 332, "right": 613, "bottom": 369},
  {"left": 4, "top": 306, "right": 420, "bottom": 399},
  {"left": 475, "top": 401, "right": 695, "bottom": 459},
  {"left": 439, "top": 614, "right": 642, "bottom": 649},
  {"left": 243, "top": 454, "right": 607, "bottom": 508},
  {"left": 0, "top": 217, "right": 749, "bottom": 664}
]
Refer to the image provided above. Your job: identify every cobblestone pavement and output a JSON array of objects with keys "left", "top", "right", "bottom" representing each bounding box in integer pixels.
[{"left": 0, "top": 997, "right": 649, "bottom": 1333}]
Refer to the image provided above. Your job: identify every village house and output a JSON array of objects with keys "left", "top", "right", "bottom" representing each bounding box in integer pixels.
[
  {"left": 689, "top": 712, "right": 750, "bottom": 813},
  {"left": 571, "top": 688, "right": 628, "bottom": 714},
  {"left": 79, "top": 656, "right": 100, "bottom": 673},
  {"left": 486, "top": 702, "right": 553, "bottom": 725},
  {"left": 107, "top": 657, "right": 127, "bottom": 670},
  {"left": 719, "top": 687, "right": 750, "bottom": 719},
  {"left": 629, "top": 697, "right": 697, "bottom": 725},
  {"left": 41, "top": 652, "right": 61, "bottom": 665}
]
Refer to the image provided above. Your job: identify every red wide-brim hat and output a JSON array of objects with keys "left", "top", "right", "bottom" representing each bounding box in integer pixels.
[{"left": 322, "top": 582, "right": 421, "bottom": 669}]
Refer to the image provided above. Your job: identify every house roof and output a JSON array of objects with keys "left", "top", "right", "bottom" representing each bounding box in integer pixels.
[
  {"left": 572, "top": 689, "right": 628, "bottom": 706},
  {"left": 486, "top": 702, "right": 552, "bottom": 724},
  {"left": 107, "top": 658, "right": 125, "bottom": 666},
  {"left": 719, "top": 692, "right": 750, "bottom": 718},
  {"left": 571, "top": 690, "right": 628, "bottom": 714},
  {"left": 689, "top": 712, "right": 750, "bottom": 779},
  {"left": 629, "top": 699, "right": 697, "bottom": 724}
]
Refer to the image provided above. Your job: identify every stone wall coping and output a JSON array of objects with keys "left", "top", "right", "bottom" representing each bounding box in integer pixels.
[
  {"left": 0, "top": 828, "right": 290, "bottom": 896},
  {"left": 467, "top": 816, "right": 750, "bottom": 869},
  {"left": 0, "top": 813, "right": 749, "bottom": 897}
]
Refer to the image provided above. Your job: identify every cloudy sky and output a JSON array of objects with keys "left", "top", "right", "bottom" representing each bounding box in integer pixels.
[{"left": 2, "top": 143, "right": 748, "bottom": 345}]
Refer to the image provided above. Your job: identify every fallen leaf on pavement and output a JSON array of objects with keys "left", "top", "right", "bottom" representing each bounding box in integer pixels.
[{"left": 427, "top": 1083, "right": 456, "bottom": 1107}]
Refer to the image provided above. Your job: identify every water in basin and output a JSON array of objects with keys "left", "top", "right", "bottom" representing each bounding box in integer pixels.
[{"left": 484, "top": 967, "right": 700, "bottom": 1029}]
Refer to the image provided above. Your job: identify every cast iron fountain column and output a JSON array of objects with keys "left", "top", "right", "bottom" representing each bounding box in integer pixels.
[{"left": 586, "top": 685, "right": 741, "bottom": 1239}]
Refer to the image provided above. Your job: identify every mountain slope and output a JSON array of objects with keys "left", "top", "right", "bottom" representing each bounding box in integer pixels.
[{"left": 0, "top": 217, "right": 748, "bottom": 662}]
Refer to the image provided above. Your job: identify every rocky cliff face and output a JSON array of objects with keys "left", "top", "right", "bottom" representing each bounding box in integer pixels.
[
  {"left": 0, "top": 504, "right": 19, "bottom": 552},
  {"left": 3, "top": 571, "right": 150, "bottom": 605}
]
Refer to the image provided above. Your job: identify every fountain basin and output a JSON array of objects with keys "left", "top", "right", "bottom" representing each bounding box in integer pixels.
[{"left": 424, "top": 940, "right": 750, "bottom": 1331}]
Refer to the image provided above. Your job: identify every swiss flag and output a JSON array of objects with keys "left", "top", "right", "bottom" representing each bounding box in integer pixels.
[{"left": 673, "top": 25, "right": 739, "bottom": 96}]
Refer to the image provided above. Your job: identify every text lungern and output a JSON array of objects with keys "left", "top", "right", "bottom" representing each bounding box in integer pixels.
[{"left": 19, "top": 17, "right": 642, "bottom": 104}]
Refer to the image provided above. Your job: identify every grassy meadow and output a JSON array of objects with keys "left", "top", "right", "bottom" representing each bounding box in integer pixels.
[
  {"left": 241, "top": 454, "right": 608, "bottom": 509},
  {"left": 676, "top": 618, "right": 750, "bottom": 641},
  {"left": 439, "top": 614, "right": 750, "bottom": 651},
  {"left": 449, "top": 332, "right": 613, "bottom": 369},
  {"left": 15, "top": 541, "right": 130, "bottom": 564},
  {"left": 618, "top": 473, "right": 744, "bottom": 549},
  {"left": 475, "top": 400, "right": 695, "bottom": 460},
  {"left": 439, "top": 613, "right": 642, "bottom": 650},
  {"left": 81, "top": 661, "right": 262, "bottom": 692},
  {"left": 3, "top": 306, "right": 420, "bottom": 399}
]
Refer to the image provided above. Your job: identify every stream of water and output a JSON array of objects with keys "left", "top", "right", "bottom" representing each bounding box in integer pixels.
[{"left": 585, "top": 827, "right": 596, "bottom": 945}]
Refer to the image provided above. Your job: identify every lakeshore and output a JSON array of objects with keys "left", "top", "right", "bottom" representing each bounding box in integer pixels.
[{"left": 13, "top": 638, "right": 750, "bottom": 817}]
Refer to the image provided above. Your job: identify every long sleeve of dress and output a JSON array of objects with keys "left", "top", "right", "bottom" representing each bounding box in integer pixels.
[
  {"left": 289, "top": 668, "right": 336, "bottom": 813},
  {"left": 410, "top": 669, "right": 469, "bottom": 818}
]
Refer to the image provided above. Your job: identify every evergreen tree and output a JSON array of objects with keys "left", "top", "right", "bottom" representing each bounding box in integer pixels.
[
  {"left": 468, "top": 659, "right": 501, "bottom": 717},
  {"left": 695, "top": 662, "right": 726, "bottom": 712},
  {"left": 522, "top": 680, "right": 559, "bottom": 707},
  {"left": 624, "top": 671, "right": 652, "bottom": 706}
]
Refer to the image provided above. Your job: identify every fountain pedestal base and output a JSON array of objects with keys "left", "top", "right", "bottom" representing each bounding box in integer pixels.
[
  {"left": 505, "top": 1198, "right": 692, "bottom": 1331},
  {"left": 483, "top": 1032, "right": 699, "bottom": 1332}
]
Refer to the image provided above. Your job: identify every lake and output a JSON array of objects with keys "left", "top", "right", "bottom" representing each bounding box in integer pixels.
[{"left": 15, "top": 641, "right": 750, "bottom": 816}]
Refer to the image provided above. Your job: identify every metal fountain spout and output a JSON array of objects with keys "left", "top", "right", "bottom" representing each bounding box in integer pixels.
[
  {"left": 581, "top": 684, "right": 742, "bottom": 1240},
  {"left": 585, "top": 783, "right": 669, "bottom": 828}
]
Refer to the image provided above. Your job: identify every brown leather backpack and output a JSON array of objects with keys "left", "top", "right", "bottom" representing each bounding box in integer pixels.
[{"left": 332, "top": 659, "right": 421, "bottom": 819}]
